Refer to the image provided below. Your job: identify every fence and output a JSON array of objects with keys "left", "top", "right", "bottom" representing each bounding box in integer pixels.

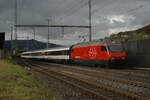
[{"left": 123, "top": 39, "right": 150, "bottom": 67}]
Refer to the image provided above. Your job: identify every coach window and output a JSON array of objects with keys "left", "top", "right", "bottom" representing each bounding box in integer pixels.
[
  {"left": 101, "top": 46, "right": 107, "bottom": 51},
  {"left": 51, "top": 51, "right": 60, "bottom": 55},
  {"left": 32, "top": 53, "right": 35, "bottom": 56},
  {"left": 47, "top": 52, "right": 52, "bottom": 55},
  {"left": 24, "top": 54, "right": 28, "bottom": 56}
]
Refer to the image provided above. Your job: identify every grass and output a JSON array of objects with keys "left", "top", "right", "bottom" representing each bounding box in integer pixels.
[{"left": 0, "top": 59, "right": 56, "bottom": 100}]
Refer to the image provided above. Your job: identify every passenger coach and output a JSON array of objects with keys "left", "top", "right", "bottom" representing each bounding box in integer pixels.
[{"left": 21, "top": 47, "right": 70, "bottom": 62}]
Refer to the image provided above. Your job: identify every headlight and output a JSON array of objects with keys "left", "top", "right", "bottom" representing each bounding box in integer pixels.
[
  {"left": 121, "top": 56, "right": 126, "bottom": 60},
  {"left": 111, "top": 57, "right": 115, "bottom": 60}
]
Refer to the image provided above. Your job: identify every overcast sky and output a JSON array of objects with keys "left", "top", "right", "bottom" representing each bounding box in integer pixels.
[{"left": 1, "top": 0, "right": 150, "bottom": 45}]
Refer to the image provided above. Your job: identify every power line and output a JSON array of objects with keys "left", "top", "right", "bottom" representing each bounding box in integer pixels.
[
  {"left": 32, "top": 27, "right": 36, "bottom": 40},
  {"left": 57, "top": 0, "right": 88, "bottom": 23},
  {"left": 16, "top": 0, "right": 93, "bottom": 43},
  {"left": 92, "top": 1, "right": 150, "bottom": 16},
  {"left": 124, "top": 2, "right": 150, "bottom": 16}
]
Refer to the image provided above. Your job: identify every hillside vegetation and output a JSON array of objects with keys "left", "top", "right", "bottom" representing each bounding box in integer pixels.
[{"left": 110, "top": 24, "right": 150, "bottom": 42}]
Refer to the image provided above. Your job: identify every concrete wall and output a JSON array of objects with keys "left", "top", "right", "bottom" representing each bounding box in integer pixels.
[{"left": 123, "top": 39, "right": 150, "bottom": 67}]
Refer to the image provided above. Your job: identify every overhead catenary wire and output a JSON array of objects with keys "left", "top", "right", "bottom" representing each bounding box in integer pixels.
[
  {"left": 57, "top": 0, "right": 89, "bottom": 24},
  {"left": 17, "top": 0, "right": 90, "bottom": 40},
  {"left": 15, "top": 0, "right": 150, "bottom": 46}
]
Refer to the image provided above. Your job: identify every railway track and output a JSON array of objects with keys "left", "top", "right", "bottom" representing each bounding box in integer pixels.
[
  {"left": 16, "top": 59, "right": 150, "bottom": 100},
  {"left": 29, "top": 60, "right": 150, "bottom": 84},
  {"left": 58, "top": 66, "right": 150, "bottom": 98},
  {"left": 59, "top": 66, "right": 150, "bottom": 88},
  {"left": 66, "top": 66, "right": 150, "bottom": 84},
  {"left": 19, "top": 60, "right": 111, "bottom": 100},
  {"left": 30, "top": 61, "right": 150, "bottom": 99},
  {"left": 94, "top": 69, "right": 150, "bottom": 83}
]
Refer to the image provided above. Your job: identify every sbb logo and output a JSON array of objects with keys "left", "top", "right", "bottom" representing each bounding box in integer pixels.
[{"left": 88, "top": 47, "right": 97, "bottom": 58}]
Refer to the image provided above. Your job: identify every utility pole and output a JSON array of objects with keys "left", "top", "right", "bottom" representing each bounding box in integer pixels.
[
  {"left": 11, "top": 24, "right": 13, "bottom": 52},
  {"left": 89, "top": 0, "right": 92, "bottom": 41},
  {"left": 27, "top": 32, "right": 29, "bottom": 51},
  {"left": 14, "top": 0, "right": 18, "bottom": 54},
  {"left": 47, "top": 19, "right": 50, "bottom": 49},
  {"left": 61, "top": 27, "right": 64, "bottom": 38},
  {"left": 33, "top": 27, "right": 35, "bottom": 40}
]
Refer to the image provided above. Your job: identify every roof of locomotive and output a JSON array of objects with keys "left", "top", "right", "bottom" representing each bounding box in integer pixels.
[
  {"left": 22, "top": 47, "right": 70, "bottom": 54},
  {"left": 72, "top": 39, "right": 121, "bottom": 48}
]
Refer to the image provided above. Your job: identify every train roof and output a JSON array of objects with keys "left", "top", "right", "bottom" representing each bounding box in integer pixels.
[
  {"left": 22, "top": 47, "right": 70, "bottom": 54},
  {"left": 72, "top": 39, "right": 121, "bottom": 48}
]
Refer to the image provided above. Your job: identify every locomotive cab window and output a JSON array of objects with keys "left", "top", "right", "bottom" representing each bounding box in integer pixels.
[
  {"left": 101, "top": 46, "right": 107, "bottom": 51},
  {"left": 108, "top": 45, "right": 124, "bottom": 52}
]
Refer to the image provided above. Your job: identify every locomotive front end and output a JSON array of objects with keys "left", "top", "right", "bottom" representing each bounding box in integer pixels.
[{"left": 107, "top": 44, "right": 126, "bottom": 64}]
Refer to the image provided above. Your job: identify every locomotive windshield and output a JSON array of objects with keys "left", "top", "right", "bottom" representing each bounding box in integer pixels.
[{"left": 108, "top": 45, "right": 124, "bottom": 52}]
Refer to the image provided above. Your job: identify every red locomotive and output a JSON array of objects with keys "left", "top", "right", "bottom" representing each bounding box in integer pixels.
[{"left": 70, "top": 39, "right": 126, "bottom": 66}]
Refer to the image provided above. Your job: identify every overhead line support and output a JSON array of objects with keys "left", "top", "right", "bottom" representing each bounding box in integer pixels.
[
  {"left": 89, "top": 0, "right": 92, "bottom": 41},
  {"left": 15, "top": 25, "right": 90, "bottom": 28}
]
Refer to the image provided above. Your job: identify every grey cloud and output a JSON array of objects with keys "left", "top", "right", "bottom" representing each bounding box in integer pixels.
[{"left": 1, "top": 0, "right": 150, "bottom": 45}]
